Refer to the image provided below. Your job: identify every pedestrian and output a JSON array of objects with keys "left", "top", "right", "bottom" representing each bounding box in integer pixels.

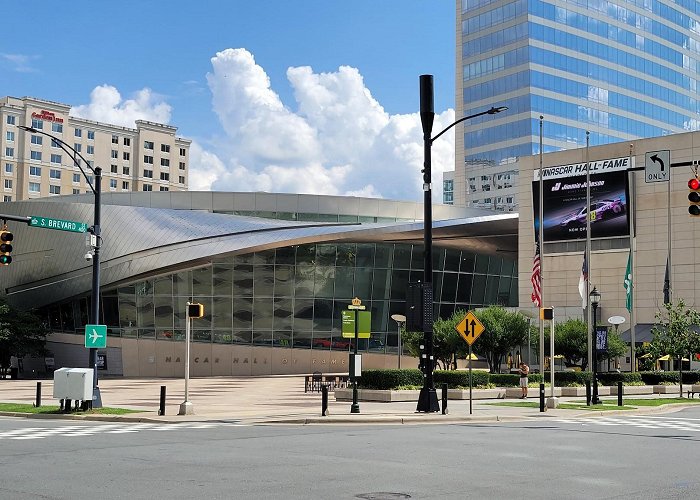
[{"left": 518, "top": 362, "right": 529, "bottom": 399}]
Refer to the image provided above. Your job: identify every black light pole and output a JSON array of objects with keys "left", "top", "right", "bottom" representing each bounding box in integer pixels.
[
  {"left": 416, "top": 75, "right": 507, "bottom": 412},
  {"left": 19, "top": 126, "right": 103, "bottom": 408},
  {"left": 590, "top": 287, "right": 601, "bottom": 405}
]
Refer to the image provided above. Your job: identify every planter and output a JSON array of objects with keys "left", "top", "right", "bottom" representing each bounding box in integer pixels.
[
  {"left": 505, "top": 387, "right": 562, "bottom": 398},
  {"left": 560, "top": 387, "right": 587, "bottom": 397},
  {"left": 609, "top": 385, "right": 653, "bottom": 396},
  {"left": 334, "top": 389, "right": 419, "bottom": 402},
  {"left": 653, "top": 385, "right": 681, "bottom": 394}
]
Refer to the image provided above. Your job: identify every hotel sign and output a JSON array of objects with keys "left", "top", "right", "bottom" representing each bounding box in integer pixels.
[{"left": 31, "top": 110, "right": 64, "bottom": 123}]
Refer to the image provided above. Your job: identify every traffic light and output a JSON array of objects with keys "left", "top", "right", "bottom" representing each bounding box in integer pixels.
[
  {"left": 0, "top": 229, "right": 13, "bottom": 265},
  {"left": 689, "top": 177, "right": 700, "bottom": 216},
  {"left": 540, "top": 307, "right": 553, "bottom": 320},
  {"left": 187, "top": 302, "right": 204, "bottom": 318}
]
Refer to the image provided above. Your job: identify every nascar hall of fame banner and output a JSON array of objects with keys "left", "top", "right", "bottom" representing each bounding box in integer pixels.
[{"left": 532, "top": 157, "right": 632, "bottom": 242}]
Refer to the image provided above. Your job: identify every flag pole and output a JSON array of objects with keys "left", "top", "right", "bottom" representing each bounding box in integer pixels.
[
  {"left": 585, "top": 131, "right": 592, "bottom": 372},
  {"left": 538, "top": 116, "right": 545, "bottom": 379},
  {"left": 629, "top": 143, "right": 636, "bottom": 372}
]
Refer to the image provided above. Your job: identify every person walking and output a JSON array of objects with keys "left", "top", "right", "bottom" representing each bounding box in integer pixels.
[{"left": 518, "top": 362, "right": 529, "bottom": 399}]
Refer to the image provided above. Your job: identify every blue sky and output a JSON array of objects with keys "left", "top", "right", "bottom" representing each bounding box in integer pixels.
[{"left": 2, "top": 1, "right": 457, "bottom": 200}]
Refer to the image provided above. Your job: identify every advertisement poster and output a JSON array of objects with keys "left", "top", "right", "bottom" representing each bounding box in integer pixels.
[{"left": 532, "top": 168, "right": 630, "bottom": 242}]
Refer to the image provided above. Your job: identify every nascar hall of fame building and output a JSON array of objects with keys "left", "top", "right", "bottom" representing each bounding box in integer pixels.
[
  {"left": 0, "top": 191, "right": 518, "bottom": 377},
  {"left": 518, "top": 131, "right": 700, "bottom": 371}
]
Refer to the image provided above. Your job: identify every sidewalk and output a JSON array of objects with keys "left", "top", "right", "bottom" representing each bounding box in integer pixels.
[{"left": 0, "top": 376, "right": 691, "bottom": 425}]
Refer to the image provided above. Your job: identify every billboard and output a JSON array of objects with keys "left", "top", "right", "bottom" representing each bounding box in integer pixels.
[{"left": 532, "top": 157, "right": 631, "bottom": 242}]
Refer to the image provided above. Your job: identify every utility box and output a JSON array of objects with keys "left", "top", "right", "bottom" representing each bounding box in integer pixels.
[
  {"left": 53, "top": 368, "right": 94, "bottom": 401},
  {"left": 52, "top": 367, "right": 71, "bottom": 399}
]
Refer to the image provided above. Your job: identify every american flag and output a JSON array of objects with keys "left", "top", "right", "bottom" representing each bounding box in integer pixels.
[{"left": 531, "top": 240, "right": 541, "bottom": 307}]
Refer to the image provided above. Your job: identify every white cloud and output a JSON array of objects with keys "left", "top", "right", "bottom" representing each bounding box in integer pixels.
[
  {"left": 1, "top": 53, "right": 39, "bottom": 73},
  {"left": 70, "top": 85, "right": 171, "bottom": 128}
]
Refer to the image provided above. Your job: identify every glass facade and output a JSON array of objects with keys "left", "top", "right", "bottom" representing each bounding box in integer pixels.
[{"left": 42, "top": 243, "right": 517, "bottom": 354}]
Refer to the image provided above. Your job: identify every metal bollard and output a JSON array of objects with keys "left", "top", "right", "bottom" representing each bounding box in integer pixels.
[
  {"left": 35, "top": 381, "right": 41, "bottom": 408},
  {"left": 618, "top": 381, "right": 623, "bottom": 406},
  {"left": 321, "top": 385, "right": 329, "bottom": 416},
  {"left": 64, "top": 399, "right": 72, "bottom": 413},
  {"left": 585, "top": 380, "right": 591, "bottom": 406},
  {"left": 539, "top": 383, "right": 545, "bottom": 412},
  {"left": 441, "top": 383, "right": 448, "bottom": 415},
  {"left": 158, "top": 385, "right": 166, "bottom": 416}
]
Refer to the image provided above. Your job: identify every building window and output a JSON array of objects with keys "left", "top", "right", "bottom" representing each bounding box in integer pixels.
[
  {"left": 73, "top": 173, "right": 81, "bottom": 183},
  {"left": 5, "top": 147, "right": 14, "bottom": 158},
  {"left": 143, "top": 155, "right": 153, "bottom": 164},
  {"left": 50, "top": 154, "right": 62, "bottom": 164},
  {"left": 109, "top": 179, "right": 117, "bottom": 189},
  {"left": 160, "top": 158, "right": 170, "bottom": 167},
  {"left": 50, "top": 169, "right": 60, "bottom": 179},
  {"left": 161, "top": 144, "right": 170, "bottom": 153},
  {"left": 74, "top": 128, "right": 82, "bottom": 137},
  {"left": 122, "top": 166, "right": 130, "bottom": 175},
  {"left": 87, "top": 130, "right": 95, "bottom": 140},
  {"left": 72, "top": 189, "right": 80, "bottom": 194},
  {"left": 143, "top": 169, "right": 153, "bottom": 178},
  {"left": 178, "top": 175, "right": 185, "bottom": 184},
  {"left": 112, "top": 135, "right": 119, "bottom": 144},
  {"left": 143, "top": 184, "right": 152, "bottom": 191},
  {"left": 110, "top": 164, "right": 118, "bottom": 173},
  {"left": 4, "top": 163, "right": 13, "bottom": 174},
  {"left": 31, "top": 118, "right": 43, "bottom": 130},
  {"left": 123, "top": 152, "right": 130, "bottom": 161},
  {"left": 144, "top": 141, "right": 154, "bottom": 150},
  {"left": 30, "top": 151, "right": 42, "bottom": 161},
  {"left": 28, "top": 182, "right": 41, "bottom": 193},
  {"left": 5, "top": 131, "right": 14, "bottom": 142},
  {"left": 4, "top": 179, "right": 12, "bottom": 190},
  {"left": 49, "top": 185, "right": 60, "bottom": 195},
  {"left": 179, "top": 147, "right": 186, "bottom": 156},
  {"left": 111, "top": 150, "right": 118, "bottom": 159},
  {"left": 159, "top": 186, "right": 169, "bottom": 191},
  {"left": 51, "top": 139, "right": 60, "bottom": 148},
  {"left": 160, "top": 172, "right": 170, "bottom": 181},
  {"left": 3, "top": 196, "right": 11, "bottom": 202},
  {"left": 122, "top": 181, "right": 129, "bottom": 190},
  {"left": 52, "top": 122, "right": 63, "bottom": 133},
  {"left": 74, "top": 143, "right": 82, "bottom": 152},
  {"left": 30, "top": 166, "right": 41, "bottom": 176},
  {"left": 87, "top": 160, "right": 94, "bottom": 169},
  {"left": 6, "top": 115, "right": 15, "bottom": 125},
  {"left": 87, "top": 145, "right": 94, "bottom": 155},
  {"left": 179, "top": 162, "right": 185, "bottom": 170},
  {"left": 31, "top": 135, "right": 42, "bottom": 145},
  {"left": 123, "top": 137, "right": 131, "bottom": 146}
]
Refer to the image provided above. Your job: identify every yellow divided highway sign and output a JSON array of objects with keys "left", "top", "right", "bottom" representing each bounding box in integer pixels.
[{"left": 455, "top": 311, "right": 485, "bottom": 346}]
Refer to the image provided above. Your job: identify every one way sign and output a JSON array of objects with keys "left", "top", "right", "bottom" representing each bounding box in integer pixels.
[
  {"left": 455, "top": 311, "right": 485, "bottom": 346},
  {"left": 645, "top": 150, "right": 670, "bottom": 183}
]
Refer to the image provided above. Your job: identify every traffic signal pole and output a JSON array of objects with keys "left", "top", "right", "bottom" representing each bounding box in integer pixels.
[{"left": 89, "top": 167, "right": 103, "bottom": 408}]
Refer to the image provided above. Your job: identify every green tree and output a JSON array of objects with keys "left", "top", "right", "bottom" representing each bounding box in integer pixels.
[
  {"left": 402, "top": 309, "right": 468, "bottom": 371},
  {"left": 0, "top": 299, "right": 50, "bottom": 367},
  {"left": 650, "top": 299, "right": 700, "bottom": 396},
  {"left": 473, "top": 306, "right": 529, "bottom": 373}
]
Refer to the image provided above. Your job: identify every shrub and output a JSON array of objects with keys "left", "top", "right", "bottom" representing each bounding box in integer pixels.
[
  {"left": 681, "top": 371, "right": 700, "bottom": 384},
  {"left": 358, "top": 369, "right": 423, "bottom": 390},
  {"left": 640, "top": 371, "right": 681, "bottom": 385},
  {"left": 434, "top": 370, "right": 489, "bottom": 388},
  {"left": 553, "top": 371, "right": 591, "bottom": 386},
  {"left": 489, "top": 374, "right": 520, "bottom": 387},
  {"left": 597, "top": 372, "right": 643, "bottom": 386}
]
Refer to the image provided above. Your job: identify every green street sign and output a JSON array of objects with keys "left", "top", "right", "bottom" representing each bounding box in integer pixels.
[
  {"left": 85, "top": 324, "right": 107, "bottom": 348},
  {"left": 341, "top": 310, "right": 371, "bottom": 339},
  {"left": 30, "top": 215, "right": 88, "bottom": 233}
]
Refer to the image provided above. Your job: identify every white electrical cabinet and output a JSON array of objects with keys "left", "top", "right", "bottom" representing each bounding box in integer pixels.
[{"left": 53, "top": 368, "right": 94, "bottom": 401}]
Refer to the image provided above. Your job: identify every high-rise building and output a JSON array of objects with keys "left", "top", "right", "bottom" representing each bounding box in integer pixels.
[
  {"left": 451, "top": 0, "right": 700, "bottom": 210},
  {"left": 0, "top": 96, "right": 191, "bottom": 201}
]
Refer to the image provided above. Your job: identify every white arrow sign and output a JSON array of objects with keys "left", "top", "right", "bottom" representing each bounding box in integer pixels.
[{"left": 645, "top": 150, "right": 670, "bottom": 183}]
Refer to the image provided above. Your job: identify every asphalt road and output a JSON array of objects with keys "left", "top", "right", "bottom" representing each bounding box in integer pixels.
[{"left": 2, "top": 407, "right": 700, "bottom": 499}]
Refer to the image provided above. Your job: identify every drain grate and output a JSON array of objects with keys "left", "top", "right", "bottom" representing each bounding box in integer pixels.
[{"left": 356, "top": 494, "right": 411, "bottom": 500}]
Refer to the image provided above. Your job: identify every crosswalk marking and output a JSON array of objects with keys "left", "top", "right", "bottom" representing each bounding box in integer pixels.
[{"left": 554, "top": 416, "right": 700, "bottom": 432}]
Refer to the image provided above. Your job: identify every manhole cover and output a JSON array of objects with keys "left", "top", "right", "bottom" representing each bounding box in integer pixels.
[{"left": 356, "top": 494, "right": 411, "bottom": 500}]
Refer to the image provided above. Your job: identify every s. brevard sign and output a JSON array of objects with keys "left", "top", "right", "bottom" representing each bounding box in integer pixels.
[{"left": 532, "top": 156, "right": 633, "bottom": 242}]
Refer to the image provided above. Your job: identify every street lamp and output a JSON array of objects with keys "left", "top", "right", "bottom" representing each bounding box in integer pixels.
[
  {"left": 417, "top": 74, "right": 507, "bottom": 413},
  {"left": 19, "top": 125, "right": 103, "bottom": 408},
  {"left": 590, "top": 286, "right": 601, "bottom": 405},
  {"left": 390, "top": 314, "right": 406, "bottom": 369}
]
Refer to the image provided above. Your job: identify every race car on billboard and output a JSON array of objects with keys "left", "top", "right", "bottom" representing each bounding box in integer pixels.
[{"left": 560, "top": 199, "right": 625, "bottom": 228}]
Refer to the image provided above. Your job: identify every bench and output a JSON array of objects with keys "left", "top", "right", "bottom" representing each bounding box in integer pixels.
[{"left": 304, "top": 373, "right": 350, "bottom": 393}]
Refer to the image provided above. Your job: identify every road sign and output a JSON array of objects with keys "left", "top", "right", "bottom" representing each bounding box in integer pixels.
[
  {"left": 85, "top": 324, "right": 107, "bottom": 348},
  {"left": 30, "top": 215, "right": 88, "bottom": 233},
  {"left": 341, "top": 310, "right": 371, "bottom": 338},
  {"left": 455, "top": 311, "right": 485, "bottom": 345},
  {"left": 644, "top": 150, "right": 670, "bottom": 183}
]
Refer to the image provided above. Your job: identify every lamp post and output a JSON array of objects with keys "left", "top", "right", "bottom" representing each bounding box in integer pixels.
[
  {"left": 391, "top": 314, "right": 406, "bottom": 369},
  {"left": 417, "top": 74, "right": 507, "bottom": 412},
  {"left": 590, "top": 286, "right": 601, "bottom": 405},
  {"left": 19, "top": 125, "right": 103, "bottom": 408}
]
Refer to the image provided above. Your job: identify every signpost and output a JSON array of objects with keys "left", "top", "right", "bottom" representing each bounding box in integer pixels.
[
  {"left": 179, "top": 302, "right": 204, "bottom": 415},
  {"left": 455, "top": 311, "right": 485, "bottom": 414},
  {"left": 644, "top": 150, "right": 670, "bottom": 183},
  {"left": 347, "top": 297, "right": 367, "bottom": 414},
  {"left": 30, "top": 216, "right": 88, "bottom": 233},
  {"left": 84, "top": 324, "right": 107, "bottom": 349}
]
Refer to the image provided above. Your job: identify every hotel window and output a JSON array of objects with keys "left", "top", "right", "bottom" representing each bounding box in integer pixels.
[
  {"left": 122, "top": 166, "right": 130, "bottom": 175},
  {"left": 49, "top": 185, "right": 60, "bottom": 195},
  {"left": 143, "top": 155, "right": 153, "bottom": 164},
  {"left": 73, "top": 173, "right": 81, "bottom": 183},
  {"left": 51, "top": 139, "right": 60, "bottom": 148},
  {"left": 144, "top": 140, "right": 154, "bottom": 150},
  {"left": 122, "top": 181, "right": 129, "bottom": 190},
  {"left": 110, "top": 164, "right": 118, "bottom": 174},
  {"left": 28, "top": 182, "right": 41, "bottom": 193},
  {"left": 5, "top": 163, "right": 12, "bottom": 174},
  {"left": 160, "top": 158, "right": 170, "bottom": 167},
  {"left": 87, "top": 130, "right": 95, "bottom": 140},
  {"left": 143, "top": 184, "right": 152, "bottom": 191},
  {"left": 31, "top": 118, "right": 43, "bottom": 130},
  {"left": 87, "top": 145, "right": 94, "bottom": 155},
  {"left": 87, "top": 175, "right": 93, "bottom": 185},
  {"left": 3, "top": 196, "right": 11, "bottom": 202},
  {"left": 178, "top": 175, "right": 185, "bottom": 184},
  {"left": 123, "top": 152, "right": 130, "bottom": 161},
  {"left": 123, "top": 137, "right": 131, "bottom": 146},
  {"left": 50, "top": 169, "right": 61, "bottom": 179},
  {"left": 52, "top": 122, "right": 63, "bottom": 133},
  {"left": 109, "top": 179, "right": 117, "bottom": 189},
  {"left": 31, "top": 135, "right": 42, "bottom": 145},
  {"left": 5, "top": 131, "right": 14, "bottom": 142},
  {"left": 30, "top": 166, "right": 41, "bottom": 176},
  {"left": 5, "top": 147, "right": 14, "bottom": 158},
  {"left": 143, "top": 169, "right": 153, "bottom": 178},
  {"left": 112, "top": 135, "right": 118, "bottom": 144},
  {"left": 6, "top": 115, "right": 15, "bottom": 125},
  {"left": 161, "top": 144, "right": 170, "bottom": 153},
  {"left": 30, "top": 151, "right": 42, "bottom": 161},
  {"left": 111, "top": 150, "right": 118, "bottom": 159},
  {"left": 4, "top": 179, "right": 12, "bottom": 190},
  {"left": 87, "top": 160, "right": 94, "bottom": 169},
  {"left": 179, "top": 147, "right": 186, "bottom": 156},
  {"left": 50, "top": 154, "right": 62, "bottom": 164},
  {"left": 72, "top": 189, "right": 80, "bottom": 194},
  {"left": 74, "top": 143, "right": 81, "bottom": 152},
  {"left": 159, "top": 186, "right": 169, "bottom": 191},
  {"left": 179, "top": 162, "right": 185, "bottom": 170},
  {"left": 160, "top": 172, "right": 170, "bottom": 181},
  {"left": 74, "top": 128, "right": 82, "bottom": 137}
]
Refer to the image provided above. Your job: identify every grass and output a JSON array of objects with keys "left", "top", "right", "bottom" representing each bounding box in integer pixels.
[
  {"left": 488, "top": 397, "right": 700, "bottom": 411},
  {"left": 0, "top": 402, "right": 141, "bottom": 415}
]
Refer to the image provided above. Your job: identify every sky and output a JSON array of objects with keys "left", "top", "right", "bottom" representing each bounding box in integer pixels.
[{"left": 2, "top": 1, "right": 455, "bottom": 201}]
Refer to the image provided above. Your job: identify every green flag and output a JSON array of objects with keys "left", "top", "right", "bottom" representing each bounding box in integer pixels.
[{"left": 623, "top": 252, "right": 632, "bottom": 312}]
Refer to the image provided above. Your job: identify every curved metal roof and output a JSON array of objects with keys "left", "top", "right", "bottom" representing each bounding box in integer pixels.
[{"left": 0, "top": 195, "right": 517, "bottom": 309}]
